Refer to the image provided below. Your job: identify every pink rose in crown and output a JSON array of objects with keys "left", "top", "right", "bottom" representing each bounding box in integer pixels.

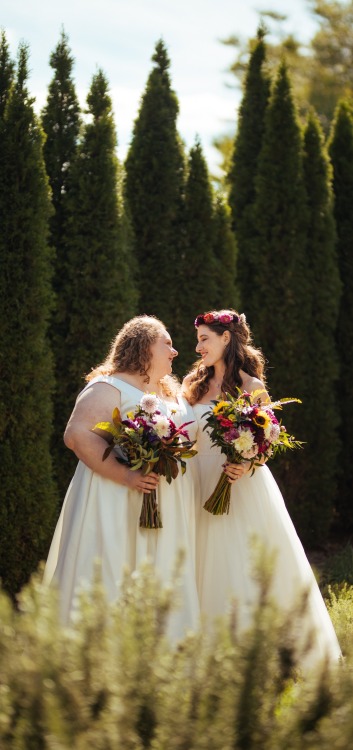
[
  {"left": 203, "top": 312, "right": 215, "bottom": 324},
  {"left": 218, "top": 313, "right": 233, "bottom": 324}
]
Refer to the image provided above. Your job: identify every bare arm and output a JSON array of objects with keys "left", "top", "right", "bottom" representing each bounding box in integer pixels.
[{"left": 64, "top": 383, "right": 159, "bottom": 492}]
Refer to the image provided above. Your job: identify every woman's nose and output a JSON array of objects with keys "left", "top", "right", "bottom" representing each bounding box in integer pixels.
[{"left": 172, "top": 347, "right": 178, "bottom": 357}]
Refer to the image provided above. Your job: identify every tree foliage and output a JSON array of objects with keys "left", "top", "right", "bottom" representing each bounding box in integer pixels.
[
  {"left": 227, "top": 27, "right": 271, "bottom": 321},
  {"left": 124, "top": 39, "right": 184, "bottom": 336},
  {"left": 251, "top": 63, "right": 316, "bottom": 541},
  {"left": 0, "top": 42, "right": 57, "bottom": 597},
  {"left": 328, "top": 100, "right": 353, "bottom": 528},
  {"left": 0, "top": 29, "right": 14, "bottom": 120},
  {"left": 308, "top": 0, "right": 353, "bottom": 127},
  {"left": 220, "top": 0, "right": 353, "bottom": 153},
  {"left": 174, "top": 140, "right": 218, "bottom": 375},
  {"left": 212, "top": 194, "right": 238, "bottom": 310},
  {"left": 41, "top": 30, "right": 82, "bottom": 495},
  {"left": 301, "top": 111, "right": 341, "bottom": 538},
  {"left": 56, "top": 69, "right": 138, "bottom": 492},
  {"left": 41, "top": 29, "right": 81, "bottom": 246}
]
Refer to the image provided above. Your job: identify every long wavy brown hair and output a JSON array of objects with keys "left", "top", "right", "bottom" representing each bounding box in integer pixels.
[
  {"left": 86, "top": 315, "right": 179, "bottom": 397},
  {"left": 186, "top": 309, "right": 266, "bottom": 405}
]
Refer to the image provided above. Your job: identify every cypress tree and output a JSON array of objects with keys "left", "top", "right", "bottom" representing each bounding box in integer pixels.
[
  {"left": 0, "top": 29, "right": 14, "bottom": 119},
  {"left": 328, "top": 100, "right": 353, "bottom": 528},
  {"left": 252, "top": 62, "right": 312, "bottom": 541},
  {"left": 41, "top": 30, "right": 81, "bottom": 495},
  {"left": 174, "top": 140, "right": 217, "bottom": 376},
  {"left": 124, "top": 39, "right": 184, "bottom": 334},
  {"left": 253, "top": 62, "right": 309, "bottom": 393},
  {"left": 0, "top": 43, "right": 57, "bottom": 597},
  {"left": 41, "top": 29, "right": 81, "bottom": 254},
  {"left": 302, "top": 111, "right": 341, "bottom": 539},
  {"left": 212, "top": 195, "right": 238, "bottom": 310},
  {"left": 58, "top": 69, "right": 138, "bottom": 491},
  {"left": 227, "top": 26, "right": 271, "bottom": 323}
]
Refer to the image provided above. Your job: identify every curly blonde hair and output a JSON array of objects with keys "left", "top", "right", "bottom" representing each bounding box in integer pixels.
[
  {"left": 186, "top": 309, "right": 266, "bottom": 405},
  {"left": 86, "top": 315, "right": 179, "bottom": 397}
]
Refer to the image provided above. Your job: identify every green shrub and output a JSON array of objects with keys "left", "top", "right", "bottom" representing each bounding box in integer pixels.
[
  {"left": 0, "top": 554, "right": 352, "bottom": 749},
  {"left": 324, "top": 543, "right": 353, "bottom": 586},
  {"left": 326, "top": 583, "right": 353, "bottom": 657}
]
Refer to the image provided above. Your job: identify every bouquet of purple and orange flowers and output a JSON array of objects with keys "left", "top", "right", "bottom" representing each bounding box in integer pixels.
[
  {"left": 93, "top": 393, "right": 197, "bottom": 529},
  {"left": 203, "top": 390, "right": 303, "bottom": 515}
]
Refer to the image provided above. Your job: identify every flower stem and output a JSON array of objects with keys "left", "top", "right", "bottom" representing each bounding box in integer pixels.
[
  {"left": 139, "top": 489, "right": 163, "bottom": 528},
  {"left": 203, "top": 471, "right": 231, "bottom": 515}
]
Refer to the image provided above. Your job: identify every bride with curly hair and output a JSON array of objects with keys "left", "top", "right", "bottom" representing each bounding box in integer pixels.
[{"left": 45, "top": 315, "right": 199, "bottom": 637}]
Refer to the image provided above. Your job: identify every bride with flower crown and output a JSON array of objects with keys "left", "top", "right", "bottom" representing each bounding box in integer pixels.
[{"left": 183, "top": 309, "right": 341, "bottom": 667}]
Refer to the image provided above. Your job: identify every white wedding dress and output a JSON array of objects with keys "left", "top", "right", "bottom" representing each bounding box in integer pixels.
[
  {"left": 44, "top": 376, "right": 200, "bottom": 638},
  {"left": 194, "top": 403, "right": 341, "bottom": 666}
]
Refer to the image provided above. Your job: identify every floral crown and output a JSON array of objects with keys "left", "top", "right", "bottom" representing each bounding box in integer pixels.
[{"left": 194, "top": 311, "right": 245, "bottom": 328}]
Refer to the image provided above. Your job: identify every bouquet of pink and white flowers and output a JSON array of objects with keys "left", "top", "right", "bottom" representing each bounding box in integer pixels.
[
  {"left": 203, "top": 390, "right": 303, "bottom": 515},
  {"left": 93, "top": 393, "right": 197, "bottom": 528}
]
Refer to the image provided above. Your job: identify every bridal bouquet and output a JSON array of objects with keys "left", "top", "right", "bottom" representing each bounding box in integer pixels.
[
  {"left": 93, "top": 393, "right": 197, "bottom": 529},
  {"left": 203, "top": 390, "right": 303, "bottom": 515}
]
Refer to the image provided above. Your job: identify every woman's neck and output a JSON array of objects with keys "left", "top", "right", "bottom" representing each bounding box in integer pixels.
[
  {"left": 212, "top": 363, "right": 226, "bottom": 387},
  {"left": 115, "top": 371, "right": 164, "bottom": 395}
]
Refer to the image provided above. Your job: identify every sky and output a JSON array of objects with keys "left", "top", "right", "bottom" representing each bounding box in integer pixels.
[{"left": 2, "top": 0, "right": 318, "bottom": 175}]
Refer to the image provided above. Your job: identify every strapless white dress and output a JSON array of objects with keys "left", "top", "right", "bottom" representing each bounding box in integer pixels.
[{"left": 194, "top": 403, "right": 341, "bottom": 666}]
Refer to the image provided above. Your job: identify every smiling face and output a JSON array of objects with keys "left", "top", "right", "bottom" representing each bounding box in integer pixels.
[
  {"left": 195, "top": 324, "right": 230, "bottom": 368},
  {"left": 149, "top": 328, "right": 178, "bottom": 380}
]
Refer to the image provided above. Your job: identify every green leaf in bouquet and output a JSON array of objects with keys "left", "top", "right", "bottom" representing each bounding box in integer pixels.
[
  {"left": 180, "top": 449, "right": 198, "bottom": 459},
  {"left": 179, "top": 459, "right": 186, "bottom": 475},
  {"left": 130, "top": 459, "right": 143, "bottom": 471},
  {"left": 271, "top": 397, "right": 302, "bottom": 410}
]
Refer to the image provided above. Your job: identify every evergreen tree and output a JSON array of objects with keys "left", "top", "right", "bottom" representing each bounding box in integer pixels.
[
  {"left": 227, "top": 27, "right": 271, "bottom": 324},
  {"left": 174, "top": 140, "right": 217, "bottom": 376},
  {"left": 41, "top": 30, "right": 81, "bottom": 495},
  {"left": 57, "top": 69, "right": 138, "bottom": 491},
  {"left": 212, "top": 195, "right": 238, "bottom": 310},
  {"left": 124, "top": 40, "right": 184, "bottom": 335},
  {"left": 41, "top": 29, "right": 81, "bottom": 251},
  {"left": 302, "top": 111, "right": 341, "bottom": 539},
  {"left": 252, "top": 62, "right": 313, "bottom": 541},
  {"left": 328, "top": 100, "right": 353, "bottom": 528},
  {"left": 0, "top": 43, "right": 57, "bottom": 597},
  {"left": 0, "top": 29, "right": 14, "bottom": 119}
]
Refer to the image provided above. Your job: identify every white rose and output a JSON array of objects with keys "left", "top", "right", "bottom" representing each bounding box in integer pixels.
[{"left": 153, "top": 414, "right": 171, "bottom": 438}]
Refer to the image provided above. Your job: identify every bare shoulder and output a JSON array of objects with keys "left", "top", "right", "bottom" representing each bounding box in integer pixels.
[
  {"left": 69, "top": 381, "right": 121, "bottom": 427},
  {"left": 182, "top": 372, "right": 193, "bottom": 387},
  {"left": 78, "top": 380, "right": 121, "bottom": 405},
  {"left": 240, "top": 372, "right": 269, "bottom": 402},
  {"left": 181, "top": 372, "right": 193, "bottom": 400}
]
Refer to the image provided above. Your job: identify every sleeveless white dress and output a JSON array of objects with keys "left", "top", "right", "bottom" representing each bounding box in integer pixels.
[
  {"left": 44, "top": 376, "right": 200, "bottom": 638},
  {"left": 194, "top": 403, "right": 341, "bottom": 665}
]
